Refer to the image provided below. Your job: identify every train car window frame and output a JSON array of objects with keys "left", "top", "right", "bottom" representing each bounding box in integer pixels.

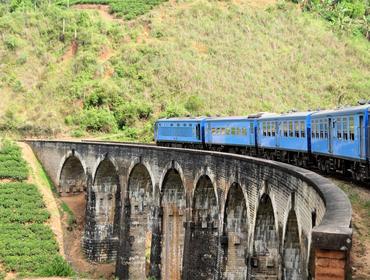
[
  {"left": 212, "top": 127, "right": 216, "bottom": 135},
  {"left": 231, "top": 127, "right": 236, "bottom": 135},
  {"left": 294, "top": 121, "right": 299, "bottom": 138},
  {"left": 289, "top": 121, "right": 293, "bottom": 137},
  {"left": 222, "top": 128, "right": 226, "bottom": 135},
  {"left": 311, "top": 120, "right": 315, "bottom": 138},
  {"left": 343, "top": 117, "right": 348, "bottom": 141},
  {"left": 283, "top": 121, "right": 288, "bottom": 137},
  {"left": 337, "top": 117, "right": 342, "bottom": 140},
  {"left": 319, "top": 119, "right": 324, "bottom": 139},
  {"left": 262, "top": 122, "right": 266, "bottom": 136},
  {"left": 226, "top": 128, "right": 230, "bottom": 135},
  {"left": 267, "top": 122, "right": 271, "bottom": 137},
  {"left": 349, "top": 116, "right": 355, "bottom": 141},
  {"left": 217, "top": 128, "right": 221, "bottom": 135},
  {"left": 300, "top": 121, "right": 305, "bottom": 138},
  {"left": 242, "top": 127, "right": 247, "bottom": 135},
  {"left": 272, "top": 122, "right": 276, "bottom": 137}
]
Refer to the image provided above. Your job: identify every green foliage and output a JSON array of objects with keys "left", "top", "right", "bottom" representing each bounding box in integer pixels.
[
  {"left": 304, "top": 0, "right": 369, "bottom": 38},
  {"left": 0, "top": 141, "right": 74, "bottom": 277},
  {"left": 110, "top": 0, "right": 166, "bottom": 20},
  {"left": 71, "top": 108, "right": 118, "bottom": 133},
  {"left": 0, "top": 140, "right": 28, "bottom": 181}
]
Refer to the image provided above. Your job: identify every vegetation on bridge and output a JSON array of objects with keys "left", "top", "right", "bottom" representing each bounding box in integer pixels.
[{"left": 0, "top": 140, "right": 74, "bottom": 278}]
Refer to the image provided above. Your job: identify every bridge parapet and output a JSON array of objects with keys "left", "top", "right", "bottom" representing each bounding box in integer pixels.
[{"left": 25, "top": 140, "right": 352, "bottom": 280}]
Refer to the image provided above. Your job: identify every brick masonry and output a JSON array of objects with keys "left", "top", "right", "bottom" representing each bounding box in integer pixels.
[{"left": 26, "top": 140, "right": 353, "bottom": 280}]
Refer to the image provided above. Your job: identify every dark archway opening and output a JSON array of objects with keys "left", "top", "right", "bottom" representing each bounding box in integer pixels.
[
  {"left": 222, "top": 183, "right": 248, "bottom": 279},
  {"left": 160, "top": 169, "right": 186, "bottom": 280},
  {"left": 59, "top": 156, "right": 86, "bottom": 196},
  {"left": 187, "top": 175, "right": 218, "bottom": 280},
  {"left": 251, "top": 194, "right": 279, "bottom": 278}
]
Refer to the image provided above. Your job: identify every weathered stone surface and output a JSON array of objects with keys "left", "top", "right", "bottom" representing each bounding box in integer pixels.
[{"left": 26, "top": 140, "right": 353, "bottom": 280}]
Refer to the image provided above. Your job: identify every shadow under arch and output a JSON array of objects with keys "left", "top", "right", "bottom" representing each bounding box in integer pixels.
[
  {"left": 186, "top": 174, "right": 219, "bottom": 280},
  {"left": 283, "top": 209, "right": 304, "bottom": 280},
  {"left": 125, "top": 163, "right": 154, "bottom": 279},
  {"left": 85, "top": 157, "right": 120, "bottom": 262},
  {"left": 251, "top": 193, "right": 279, "bottom": 278},
  {"left": 222, "top": 182, "right": 249, "bottom": 279},
  {"left": 59, "top": 154, "right": 87, "bottom": 196}
]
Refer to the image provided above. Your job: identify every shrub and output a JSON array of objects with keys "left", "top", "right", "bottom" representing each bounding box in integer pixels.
[
  {"left": 184, "top": 95, "right": 204, "bottom": 113},
  {"left": 73, "top": 108, "right": 118, "bottom": 133}
]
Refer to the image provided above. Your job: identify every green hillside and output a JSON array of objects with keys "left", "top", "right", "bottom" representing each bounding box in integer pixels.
[{"left": 0, "top": 0, "right": 369, "bottom": 141}]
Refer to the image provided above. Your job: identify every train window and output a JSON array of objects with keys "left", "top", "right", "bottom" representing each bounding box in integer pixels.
[
  {"left": 289, "top": 121, "right": 293, "bottom": 137},
  {"left": 212, "top": 128, "right": 216, "bottom": 135},
  {"left": 320, "top": 120, "right": 324, "bottom": 139},
  {"left": 272, "top": 122, "right": 276, "bottom": 136},
  {"left": 231, "top": 127, "right": 236, "bottom": 135},
  {"left": 177, "top": 123, "right": 180, "bottom": 126},
  {"left": 349, "top": 117, "right": 355, "bottom": 141},
  {"left": 242, "top": 127, "right": 247, "bottom": 135},
  {"left": 267, "top": 122, "right": 271, "bottom": 137},
  {"left": 337, "top": 117, "right": 342, "bottom": 140},
  {"left": 294, "top": 121, "right": 299, "bottom": 138},
  {"left": 324, "top": 120, "right": 328, "bottom": 138},
  {"left": 316, "top": 120, "right": 320, "bottom": 139},
  {"left": 217, "top": 128, "right": 221, "bottom": 135},
  {"left": 300, "top": 121, "right": 305, "bottom": 138},
  {"left": 250, "top": 123, "right": 254, "bottom": 134},
  {"left": 311, "top": 121, "right": 315, "bottom": 138},
  {"left": 225, "top": 128, "right": 229, "bottom": 135},
  {"left": 343, "top": 117, "right": 348, "bottom": 140},
  {"left": 263, "top": 122, "right": 267, "bottom": 136},
  {"left": 283, "top": 122, "right": 288, "bottom": 137},
  {"left": 222, "top": 128, "right": 226, "bottom": 135},
  {"left": 170, "top": 123, "right": 174, "bottom": 127}
]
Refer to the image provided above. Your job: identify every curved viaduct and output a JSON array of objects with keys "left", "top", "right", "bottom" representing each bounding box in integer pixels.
[{"left": 26, "top": 140, "right": 352, "bottom": 280}]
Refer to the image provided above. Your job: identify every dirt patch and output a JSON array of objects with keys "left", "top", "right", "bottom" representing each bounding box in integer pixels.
[
  {"left": 61, "top": 194, "right": 115, "bottom": 279},
  {"left": 62, "top": 40, "right": 78, "bottom": 62}
]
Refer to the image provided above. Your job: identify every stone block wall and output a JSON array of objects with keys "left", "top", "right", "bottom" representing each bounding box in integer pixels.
[{"left": 26, "top": 140, "right": 353, "bottom": 280}]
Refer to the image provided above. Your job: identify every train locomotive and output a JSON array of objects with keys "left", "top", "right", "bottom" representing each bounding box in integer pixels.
[{"left": 154, "top": 104, "right": 370, "bottom": 182}]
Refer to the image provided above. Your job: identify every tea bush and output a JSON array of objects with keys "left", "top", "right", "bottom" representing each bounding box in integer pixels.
[{"left": 0, "top": 140, "right": 28, "bottom": 181}]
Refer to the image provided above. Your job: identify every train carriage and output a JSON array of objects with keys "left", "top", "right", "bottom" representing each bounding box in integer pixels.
[
  {"left": 311, "top": 105, "right": 370, "bottom": 180},
  {"left": 204, "top": 116, "right": 258, "bottom": 153},
  {"left": 155, "top": 117, "right": 207, "bottom": 148},
  {"left": 257, "top": 112, "right": 314, "bottom": 165}
]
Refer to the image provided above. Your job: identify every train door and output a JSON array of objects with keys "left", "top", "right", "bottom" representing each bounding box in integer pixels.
[
  {"left": 249, "top": 122, "right": 254, "bottom": 145},
  {"left": 359, "top": 115, "right": 365, "bottom": 158},
  {"left": 328, "top": 118, "right": 333, "bottom": 154},
  {"left": 196, "top": 124, "right": 201, "bottom": 140}
]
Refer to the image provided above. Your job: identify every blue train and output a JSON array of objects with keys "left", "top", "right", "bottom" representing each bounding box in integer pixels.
[{"left": 154, "top": 104, "right": 370, "bottom": 182}]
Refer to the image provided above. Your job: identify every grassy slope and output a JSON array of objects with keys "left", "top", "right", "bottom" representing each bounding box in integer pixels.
[{"left": 0, "top": 0, "right": 369, "bottom": 140}]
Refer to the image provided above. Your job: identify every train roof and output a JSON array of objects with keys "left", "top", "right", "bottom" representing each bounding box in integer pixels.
[
  {"left": 311, "top": 104, "right": 370, "bottom": 117},
  {"left": 205, "top": 116, "right": 252, "bottom": 122},
  {"left": 156, "top": 117, "right": 208, "bottom": 122},
  {"left": 258, "top": 111, "right": 314, "bottom": 120}
]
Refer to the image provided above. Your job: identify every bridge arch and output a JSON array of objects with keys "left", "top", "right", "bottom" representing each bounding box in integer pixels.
[
  {"left": 126, "top": 162, "right": 154, "bottom": 278},
  {"left": 251, "top": 193, "right": 280, "bottom": 278},
  {"left": 282, "top": 193, "right": 305, "bottom": 280},
  {"left": 58, "top": 151, "right": 87, "bottom": 196},
  {"left": 89, "top": 156, "right": 121, "bottom": 262},
  {"left": 160, "top": 167, "right": 186, "bottom": 280},
  {"left": 187, "top": 174, "right": 219, "bottom": 280},
  {"left": 222, "top": 182, "right": 249, "bottom": 279}
]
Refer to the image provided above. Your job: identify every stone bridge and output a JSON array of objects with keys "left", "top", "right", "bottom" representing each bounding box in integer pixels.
[{"left": 25, "top": 140, "right": 352, "bottom": 280}]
